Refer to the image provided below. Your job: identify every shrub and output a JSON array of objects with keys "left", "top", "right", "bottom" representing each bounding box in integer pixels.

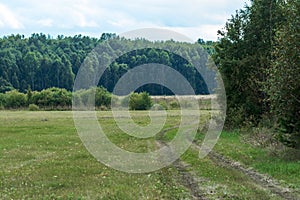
[
  {"left": 129, "top": 92, "right": 152, "bottom": 110},
  {"left": 28, "top": 104, "right": 39, "bottom": 111},
  {"left": 169, "top": 100, "right": 180, "bottom": 109},
  {"left": 5, "top": 90, "right": 27, "bottom": 109},
  {"left": 0, "top": 93, "right": 6, "bottom": 108},
  {"left": 74, "top": 87, "right": 112, "bottom": 109},
  {"left": 32, "top": 87, "right": 72, "bottom": 109},
  {"left": 151, "top": 104, "right": 166, "bottom": 110},
  {"left": 156, "top": 100, "right": 168, "bottom": 110},
  {"left": 95, "top": 87, "right": 111, "bottom": 108},
  {"left": 99, "top": 105, "right": 109, "bottom": 111}
]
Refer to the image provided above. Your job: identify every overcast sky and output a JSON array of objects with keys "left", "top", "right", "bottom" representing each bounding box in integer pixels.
[{"left": 0, "top": 0, "right": 248, "bottom": 41}]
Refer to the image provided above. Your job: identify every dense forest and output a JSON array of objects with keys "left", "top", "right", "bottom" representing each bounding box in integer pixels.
[
  {"left": 214, "top": 0, "right": 299, "bottom": 147},
  {"left": 0, "top": 33, "right": 102, "bottom": 92},
  {"left": 0, "top": 33, "right": 214, "bottom": 95}
]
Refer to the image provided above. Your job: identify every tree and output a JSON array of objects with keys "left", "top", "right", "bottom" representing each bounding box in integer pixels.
[
  {"left": 0, "top": 33, "right": 211, "bottom": 95},
  {"left": 100, "top": 33, "right": 117, "bottom": 41},
  {"left": 95, "top": 87, "right": 112, "bottom": 108},
  {"left": 0, "top": 77, "right": 14, "bottom": 93},
  {"left": 214, "top": 0, "right": 281, "bottom": 127},
  {"left": 26, "top": 86, "right": 33, "bottom": 105},
  {"left": 265, "top": 0, "right": 300, "bottom": 147},
  {"left": 23, "top": 51, "right": 40, "bottom": 91},
  {"left": 197, "top": 38, "right": 205, "bottom": 45}
]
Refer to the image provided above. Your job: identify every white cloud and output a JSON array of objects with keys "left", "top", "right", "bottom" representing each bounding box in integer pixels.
[
  {"left": 37, "top": 18, "right": 53, "bottom": 27},
  {"left": 71, "top": 11, "right": 99, "bottom": 28},
  {"left": 1, "top": 0, "right": 249, "bottom": 40},
  {"left": 0, "top": 3, "right": 23, "bottom": 29},
  {"left": 169, "top": 25, "right": 225, "bottom": 41}
]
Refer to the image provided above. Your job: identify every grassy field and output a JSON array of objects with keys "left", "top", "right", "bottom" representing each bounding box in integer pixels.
[{"left": 0, "top": 111, "right": 299, "bottom": 199}]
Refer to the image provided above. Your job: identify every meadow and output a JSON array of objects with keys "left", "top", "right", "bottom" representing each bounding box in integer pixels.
[{"left": 0, "top": 111, "right": 299, "bottom": 199}]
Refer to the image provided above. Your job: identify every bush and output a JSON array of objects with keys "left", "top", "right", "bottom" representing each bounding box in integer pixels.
[
  {"left": 0, "top": 93, "right": 6, "bottom": 108},
  {"left": 5, "top": 90, "right": 27, "bottom": 109},
  {"left": 74, "top": 87, "right": 112, "bottom": 109},
  {"left": 32, "top": 87, "right": 72, "bottom": 109},
  {"left": 169, "top": 100, "right": 180, "bottom": 109},
  {"left": 95, "top": 87, "right": 111, "bottom": 108},
  {"left": 225, "top": 106, "right": 247, "bottom": 130},
  {"left": 155, "top": 100, "right": 168, "bottom": 110},
  {"left": 129, "top": 92, "right": 152, "bottom": 110},
  {"left": 28, "top": 104, "right": 39, "bottom": 111},
  {"left": 99, "top": 105, "right": 109, "bottom": 111}
]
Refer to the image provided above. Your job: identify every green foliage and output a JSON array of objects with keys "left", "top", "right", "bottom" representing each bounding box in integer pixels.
[
  {"left": 169, "top": 100, "right": 180, "bottom": 109},
  {"left": 0, "top": 87, "right": 113, "bottom": 110},
  {"left": 4, "top": 90, "right": 27, "bottom": 109},
  {"left": 100, "top": 46, "right": 211, "bottom": 95},
  {"left": 265, "top": 0, "right": 300, "bottom": 148},
  {"left": 73, "top": 87, "right": 112, "bottom": 109},
  {"left": 95, "top": 87, "right": 111, "bottom": 108},
  {"left": 28, "top": 103, "right": 39, "bottom": 111},
  {"left": 31, "top": 88, "right": 72, "bottom": 109},
  {"left": 0, "top": 34, "right": 213, "bottom": 95},
  {"left": 0, "top": 93, "right": 6, "bottom": 108},
  {"left": 26, "top": 87, "right": 33, "bottom": 105},
  {"left": 156, "top": 100, "right": 169, "bottom": 110},
  {"left": 0, "top": 34, "right": 98, "bottom": 92},
  {"left": 215, "top": 0, "right": 299, "bottom": 147},
  {"left": 214, "top": 0, "right": 282, "bottom": 128},
  {"left": 129, "top": 92, "right": 152, "bottom": 110},
  {"left": 0, "top": 77, "right": 14, "bottom": 93}
]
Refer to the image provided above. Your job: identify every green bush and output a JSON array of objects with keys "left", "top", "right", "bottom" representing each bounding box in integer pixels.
[
  {"left": 5, "top": 90, "right": 27, "bottom": 109},
  {"left": 99, "top": 105, "right": 109, "bottom": 111},
  {"left": 28, "top": 104, "right": 39, "bottom": 111},
  {"left": 32, "top": 87, "right": 72, "bottom": 109},
  {"left": 155, "top": 100, "right": 168, "bottom": 110},
  {"left": 225, "top": 106, "right": 247, "bottom": 129},
  {"left": 74, "top": 87, "right": 112, "bottom": 109},
  {"left": 95, "top": 87, "right": 111, "bottom": 108},
  {"left": 151, "top": 104, "right": 166, "bottom": 110},
  {"left": 169, "top": 100, "right": 180, "bottom": 109},
  {"left": 129, "top": 92, "right": 152, "bottom": 110},
  {"left": 0, "top": 93, "right": 6, "bottom": 108}
]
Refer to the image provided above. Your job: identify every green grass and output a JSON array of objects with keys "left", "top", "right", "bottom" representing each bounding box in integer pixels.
[
  {"left": 0, "top": 111, "right": 189, "bottom": 199},
  {"left": 0, "top": 111, "right": 299, "bottom": 199},
  {"left": 181, "top": 148, "right": 282, "bottom": 200},
  {"left": 214, "top": 132, "right": 300, "bottom": 189}
]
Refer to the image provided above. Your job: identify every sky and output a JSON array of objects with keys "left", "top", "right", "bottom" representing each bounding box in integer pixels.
[{"left": 0, "top": 0, "right": 248, "bottom": 41}]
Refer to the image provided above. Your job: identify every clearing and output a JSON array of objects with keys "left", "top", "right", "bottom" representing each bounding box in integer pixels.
[{"left": 0, "top": 111, "right": 299, "bottom": 199}]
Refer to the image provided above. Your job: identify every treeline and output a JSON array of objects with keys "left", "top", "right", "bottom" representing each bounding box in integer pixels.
[
  {"left": 0, "top": 33, "right": 102, "bottom": 92},
  {"left": 99, "top": 46, "right": 211, "bottom": 95},
  {"left": 0, "top": 33, "right": 214, "bottom": 95},
  {"left": 214, "top": 0, "right": 299, "bottom": 147},
  {"left": 0, "top": 87, "right": 109, "bottom": 110},
  {"left": 0, "top": 87, "right": 154, "bottom": 111}
]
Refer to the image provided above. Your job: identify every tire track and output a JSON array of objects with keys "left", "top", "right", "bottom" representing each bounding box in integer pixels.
[
  {"left": 156, "top": 126, "right": 208, "bottom": 200},
  {"left": 191, "top": 142, "right": 300, "bottom": 200},
  {"left": 157, "top": 125, "right": 300, "bottom": 199}
]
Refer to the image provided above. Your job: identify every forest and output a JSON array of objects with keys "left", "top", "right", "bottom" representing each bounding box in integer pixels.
[
  {"left": 214, "top": 0, "right": 299, "bottom": 148},
  {"left": 0, "top": 33, "right": 214, "bottom": 94}
]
